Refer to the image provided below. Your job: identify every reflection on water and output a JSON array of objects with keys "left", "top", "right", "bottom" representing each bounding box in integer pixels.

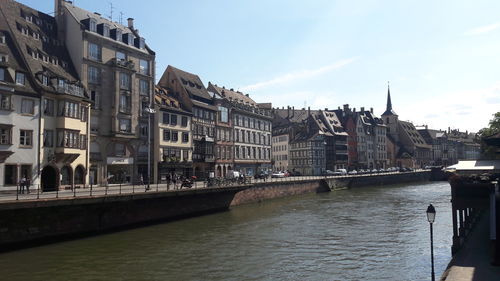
[{"left": 0, "top": 182, "right": 452, "bottom": 281}]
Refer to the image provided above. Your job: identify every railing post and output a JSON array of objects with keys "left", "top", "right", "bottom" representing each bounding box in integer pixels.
[
  {"left": 156, "top": 181, "right": 159, "bottom": 192},
  {"left": 56, "top": 187, "right": 59, "bottom": 199},
  {"left": 90, "top": 184, "right": 93, "bottom": 197},
  {"left": 119, "top": 183, "right": 122, "bottom": 195},
  {"left": 132, "top": 183, "right": 135, "bottom": 194},
  {"left": 105, "top": 185, "right": 108, "bottom": 196},
  {"left": 73, "top": 185, "right": 76, "bottom": 197},
  {"left": 37, "top": 184, "right": 40, "bottom": 199},
  {"left": 16, "top": 184, "right": 19, "bottom": 201}
]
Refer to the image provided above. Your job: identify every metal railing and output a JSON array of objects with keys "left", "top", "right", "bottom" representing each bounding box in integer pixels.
[{"left": 0, "top": 169, "right": 429, "bottom": 203}]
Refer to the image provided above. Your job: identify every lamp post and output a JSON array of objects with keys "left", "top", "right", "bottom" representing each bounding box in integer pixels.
[
  {"left": 426, "top": 204, "right": 436, "bottom": 281},
  {"left": 145, "top": 106, "right": 156, "bottom": 190}
]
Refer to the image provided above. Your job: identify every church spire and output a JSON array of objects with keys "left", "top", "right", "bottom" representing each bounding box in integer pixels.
[{"left": 382, "top": 81, "right": 397, "bottom": 116}]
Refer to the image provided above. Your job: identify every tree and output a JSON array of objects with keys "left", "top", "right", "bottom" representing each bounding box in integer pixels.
[{"left": 478, "top": 112, "right": 500, "bottom": 159}]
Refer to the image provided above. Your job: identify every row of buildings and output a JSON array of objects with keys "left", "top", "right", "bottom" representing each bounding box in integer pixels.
[{"left": 0, "top": 0, "right": 481, "bottom": 190}]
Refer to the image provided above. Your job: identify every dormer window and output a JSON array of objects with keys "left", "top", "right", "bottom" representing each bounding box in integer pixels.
[
  {"left": 40, "top": 75, "right": 49, "bottom": 86},
  {"left": 25, "top": 15, "right": 32, "bottom": 23},
  {"left": 103, "top": 24, "right": 110, "bottom": 37},
  {"left": 116, "top": 51, "right": 126, "bottom": 61},
  {"left": 0, "top": 35, "right": 5, "bottom": 44},
  {"left": 15, "top": 72, "right": 25, "bottom": 85},
  {"left": 0, "top": 68, "right": 5, "bottom": 81},
  {"left": 33, "top": 32, "right": 39, "bottom": 40},
  {"left": 0, "top": 54, "right": 8, "bottom": 63},
  {"left": 126, "top": 33, "right": 134, "bottom": 45},
  {"left": 139, "top": 38, "right": 145, "bottom": 49},
  {"left": 89, "top": 19, "right": 97, "bottom": 32},
  {"left": 115, "top": 30, "right": 122, "bottom": 41}
]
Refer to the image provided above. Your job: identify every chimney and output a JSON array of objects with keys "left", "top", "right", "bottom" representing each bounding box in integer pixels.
[
  {"left": 308, "top": 106, "right": 311, "bottom": 116},
  {"left": 287, "top": 106, "right": 290, "bottom": 118},
  {"left": 292, "top": 106, "right": 295, "bottom": 117},
  {"left": 448, "top": 127, "right": 450, "bottom": 133},
  {"left": 370, "top": 107, "right": 373, "bottom": 114},
  {"left": 230, "top": 88, "right": 234, "bottom": 91},
  {"left": 361, "top": 107, "right": 365, "bottom": 112},
  {"left": 425, "top": 125, "right": 428, "bottom": 129},
  {"left": 353, "top": 108, "right": 356, "bottom": 112},
  {"left": 325, "top": 108, "right": 329, "bottom": 111},
  {"left": 127, "top": 18, "right": 134, "bottom": 28}
]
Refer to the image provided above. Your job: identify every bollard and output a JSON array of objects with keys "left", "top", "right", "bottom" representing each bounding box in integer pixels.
[
  {"left": 132, "top": 184, "right": 135, "bottom": 194},
  {"left": 37, "top": 184, "right": 40, "bottom": 199},
  {"left": 119, "top": 184, "right": 122, "bottom": 195},
  {"left": 105, "top": 185, "right": 108, "bottom": 196},
  {"left": 16, "top": 184, "right": 19, "bottom": 201},
  {"left": 90, "top": 184, "right": 93, "bottom": 197},
  {"left": 73, "top": 185, "right": 76, "bottom": 197},
  {"left": 56, "top": 187, "right": 59, "bottom": 199}
]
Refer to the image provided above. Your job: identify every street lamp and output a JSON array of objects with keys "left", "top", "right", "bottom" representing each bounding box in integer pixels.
[
  {"left": 426, "top": 204, "right": 436, "bottom": 281},
  {"left": 145, "top": 106, "right": 156, "bottom": 190}
]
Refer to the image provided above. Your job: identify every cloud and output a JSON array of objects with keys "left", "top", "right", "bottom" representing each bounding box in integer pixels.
[
  {"left": 240, "top": 57, "right": 359, "bottom": 92},
  {"left": 465, "top": 23, "right": 500, "bottom": 35}
]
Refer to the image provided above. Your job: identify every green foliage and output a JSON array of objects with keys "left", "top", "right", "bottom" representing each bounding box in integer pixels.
[{"left": 478, "top": 112, "right": 500, "bottom": 159}]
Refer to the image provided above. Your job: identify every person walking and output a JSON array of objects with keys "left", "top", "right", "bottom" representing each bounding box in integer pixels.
[{"left": 19, "top": 176, "right": 26, "bottom": 194}]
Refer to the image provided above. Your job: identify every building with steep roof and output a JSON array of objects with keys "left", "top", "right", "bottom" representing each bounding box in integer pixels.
[
  {"left": 0, "top": 0, "right": 90, "bottom": 191},
  {"left": 382, "top": 86, "right": 431, "bottom": 168},
  {"left": 153, "top": 86, "right": 192, "bottom": 181},
  {"left": 159, "top": 66, "right": 215, "bottom": 179},
  {"left": 208, "top": 83, "right": 272, "bottom": 176},
  {"left": 55, "top": 0, "right": 156, "bottom": 185}
]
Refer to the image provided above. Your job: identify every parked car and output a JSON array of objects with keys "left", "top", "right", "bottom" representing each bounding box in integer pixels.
[
  {"left": 348, "top": 170, "right": 358, "bottom": 175},
  {"left": 371, "top": 169, "right": 378, "bottom": 173},
  {"left": 271, "top": 172, "right": 286, "bottom": 178},
  {"left": 289, "top": 170, "right": 302, "bottom": 176},
  {"left": 254, "top": 172, "right": 269, "bottom": 179}
]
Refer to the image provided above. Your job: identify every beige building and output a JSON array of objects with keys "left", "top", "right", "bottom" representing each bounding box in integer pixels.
[
  {"left": 55, "top": 1, "right": 155, "bottom": 185},
  {"left": 272, "top": 132, "right": 289, "bottom": 172},
  {"left": 0, "top": 0, "right": 90, "bottom": 191},
  {"left": 153, "top": 86, "right": 192, "bottom": 182}
]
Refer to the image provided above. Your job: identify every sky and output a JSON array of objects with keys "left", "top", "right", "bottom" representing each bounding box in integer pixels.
[{"left": 17, "top": 0, "right": 500, "bottom": 133}]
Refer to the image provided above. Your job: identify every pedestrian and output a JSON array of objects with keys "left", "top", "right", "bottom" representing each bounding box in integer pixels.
[
  {"left": 172, "top": 174, "right": 177, "bottom": 189},
  {"left": 19, "top": 176, "right": 26, "bottom": 194},
  {"left": 25, "top": 177, "right": 30, "bottom": 194},
  {"left": 166, "top": 174, "right": 171, "bottom": 191}
]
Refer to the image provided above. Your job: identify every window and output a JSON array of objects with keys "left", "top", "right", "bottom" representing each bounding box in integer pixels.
[
  {"left": 0, "top": 94, "right": 11, "bottom": 110},
  {"left": 181, "top": 116, "right": 188, "bottom": 127},
  {"left": 103, "top": 24, "right": 110, "bottom": 37},
  {"left": 171, "top": 114, "right": 177, "bottom": 126},
  {"left": 0, "top": 35, "right": 5, "bottom": 44},
  {"left": 89, "top": 19, "right": 97, "bottom": 32},
  {"left": 116, "top": 30, "right": 122, "bottom": 41},
  {"left": 19, "top": 130, "right": 32, "bottom": 147},
  {"left": 116, "top": 51, "right": 126, "bottom": 61},
  {"left": 115, "top": 143, "right": 125, "bottom": 156},
  {"left": 218, "top": 106, "right": 228, "bottom": 123},
  {"left": 0, "top": 54, "right": 7, "bottom": 63},
  {"left": 140, "top": 124, "right": 148, "bottom": 137},
  {"left": 4, "top": 165, "right": 17, "bottom": 186},
  {"left": 163, "top": 129, "right": 170, "bottom": 141},
  {"left": 88, "top": 66, "right": 100, "bottom": 84},
  {"left": 182, "top": 132, "right": 189, "bottom": 143},
  {"left": 43, "top": 98, "right": 54, "bottom": 116},
  {"left": 80, "top": 135, "right": 87, "bottom": 150},
  {"left": 119, "top": 119, "right": 131, "bottom": 133},
  {"left": 88, "top": 43, "right": 101, "bottom": 61},
  {"left": 90, "top": 90, "right": 100, "bottom": 109},
  {"left": 59, "top": 100, "right": 80, "bottom": 118},
  {"left": 139, "top": 79, "right": 149, "bottom": 96},
  {"left": 139, "top": 59, "right": 149, "bottom": 75},
  {"left": 0, "top": 125, "right": 11, "bottom": 144},
  {"left": 0, "top": 68, "right": 5, "bottom": 81},
  {"left": 16, "top": 72, "right": 25, "bottom": 85},
  {"left": 119, "top": 94, "right": 131, "bottom": 114},
  {"left": 41, "top": 75, "right": 48, "bottom": 86},
  {"left": 126, "top": 34, "right": 134, "bottom": 45},
  {"left": 43, "top": 130, "right": 53, "bottom": 147},
  {"left": 21, "top": 99, "right": 34, "bottom": 115},
  {"left": 172, "top": 131, "right": 178, "bottom": 142},
  {"left": 80, "top": 106, "right": 88, "bottom": 122},
  {"left": 119, "top": 73, "right": 130, "bottom": 90},
  {"left": 163, "top": 113, "right": 170, "bottom": 124}
]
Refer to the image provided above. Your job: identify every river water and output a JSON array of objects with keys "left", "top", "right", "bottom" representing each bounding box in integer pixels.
[{"left": 0, "top": 181, "right": 452, "bottom": 281}]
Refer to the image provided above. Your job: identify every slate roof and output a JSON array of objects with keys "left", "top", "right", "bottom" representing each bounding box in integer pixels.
[
  {"left": 0, "top": 0, "right": 82, "bottom": 95},
  {"left": 0, "top": 2, "right": 36, "bottom": 95},
  {"left": 209, "top": 83, "right": 256, "bottom": 106},
  {"left": 154, "top": 86, "right": 191, "bottom": 115},
  {"left": 399, "top": 120, "right": 431, "bottom": 148},
  {"left": 62, "top": 1, "right": 153, "bottom": 55},
  {"left": 168, "top": 65, "right": 212, "bottom": 101}
]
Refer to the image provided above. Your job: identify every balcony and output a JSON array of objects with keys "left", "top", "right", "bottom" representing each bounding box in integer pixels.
[
  {"left": 56, "top": 83, "right": 85, "bottom": 98},
  {"left": 110, "top": 58, "right": 135, "bottom": 70}
]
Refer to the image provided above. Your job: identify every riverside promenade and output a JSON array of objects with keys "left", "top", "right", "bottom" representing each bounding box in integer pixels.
[{"left": 441, "top": 213, "right": 500, "bottom": 281}]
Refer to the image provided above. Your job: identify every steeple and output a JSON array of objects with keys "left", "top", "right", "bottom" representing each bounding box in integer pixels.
[{"left": 382, "top": 82, "right": 397, "bottom": 116}]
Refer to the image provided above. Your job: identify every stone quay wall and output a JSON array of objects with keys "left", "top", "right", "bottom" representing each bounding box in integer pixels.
[{"left": 0, "top": 171, "right": 430, "bottom": 250}]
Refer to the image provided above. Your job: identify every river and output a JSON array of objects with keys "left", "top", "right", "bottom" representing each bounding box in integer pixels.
[{"left": 0, "top": 181, "right": 452, "bottom": 281}]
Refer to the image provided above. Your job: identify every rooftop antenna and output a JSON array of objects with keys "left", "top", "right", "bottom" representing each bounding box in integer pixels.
[
  {"left": 119, "top": 11, "right": 124, "bottom": 25},
  {"left": 108, "top": 2, "right": 114, "bottom": 21}
]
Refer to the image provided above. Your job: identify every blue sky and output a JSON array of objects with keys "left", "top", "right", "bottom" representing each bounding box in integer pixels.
[{"left": 18, "top": 0, "right": 500, "bottom": 132}]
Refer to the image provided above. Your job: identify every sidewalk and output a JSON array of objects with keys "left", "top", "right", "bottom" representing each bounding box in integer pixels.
[{"left": 441, "top": 213, "right": 500, "bottom": 281}]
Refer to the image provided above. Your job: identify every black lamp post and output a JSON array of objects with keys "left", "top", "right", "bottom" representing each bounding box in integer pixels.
[{"left": 426, "top": 204, "right": 436, "bottom": 281}]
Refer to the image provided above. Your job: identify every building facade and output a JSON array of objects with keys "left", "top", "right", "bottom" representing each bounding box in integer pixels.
[
  {"left": 1, "top": 0, "right": 90, "bottom": 191},
  {"left": 159, "top": 66, "right": 215, "bottom": 179},
  {"left": 56, "top": 0, "right": 155, "bottom": 185},
  {"left": 207, "top": 83, "right": 272, "bottom": 176},
  {"left": 153, "top": 86, "right": 192, "bottom": 182}
]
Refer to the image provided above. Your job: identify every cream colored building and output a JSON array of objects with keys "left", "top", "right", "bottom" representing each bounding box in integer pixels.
[
  {"left": 55, "top": 1, "right": 155, "bottom": 185},
  {"left": 154, "top": 86, "right": 192, "bottom": 182}
]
